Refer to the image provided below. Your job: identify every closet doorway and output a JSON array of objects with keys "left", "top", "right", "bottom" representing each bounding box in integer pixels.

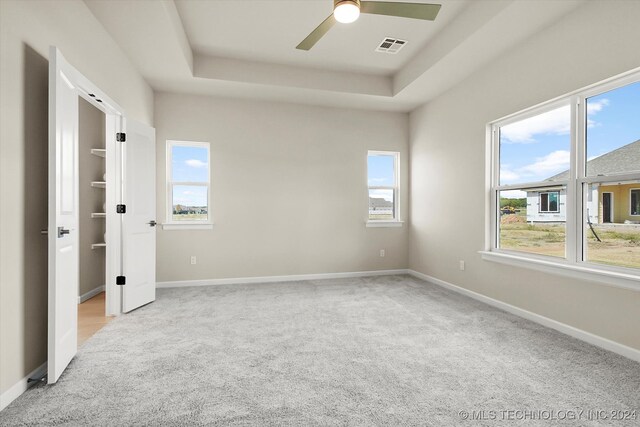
[{"left": 77, "top": 98, "right": 111, "bottom": 346}]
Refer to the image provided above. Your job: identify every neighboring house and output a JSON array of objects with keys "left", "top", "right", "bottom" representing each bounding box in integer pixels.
[
  {"left": 369, "top": 197, "right": 393, "bottom": 215},
  {"left": 174, "top": 205, "right": 207, "bottom": 215},
  {"left": 526, "top": 140, "right": 640, "bottom": 224}
]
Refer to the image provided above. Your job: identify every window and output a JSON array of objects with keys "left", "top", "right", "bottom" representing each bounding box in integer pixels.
[
  {"left": 488, "top": 71, "right": 640, "bottom": 282},
  {"left": 631, "top": 189, "right": 640, "bottom": 216},
  {"left": 367, "top": 151, "right": 401, "bottom": 226},
  {"left": 539, "top": 192, "right": 559, "bottom": 213},
  {"left": 495, "top": 104, "right": 570, "bottom": 258},
  {"left": 166, "top": 141, "right": 211, "bottom": 227}
]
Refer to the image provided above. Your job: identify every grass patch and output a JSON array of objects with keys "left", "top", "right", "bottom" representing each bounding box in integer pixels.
[{"left": 499, "top": 218, "right": 640, "bottom": 268}]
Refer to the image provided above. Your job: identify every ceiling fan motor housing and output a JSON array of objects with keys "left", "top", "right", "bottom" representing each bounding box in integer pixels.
[
  {"left": 334, "top": 0, "right": 361, "bottom": 7},
  {"left": 333, "top": 0, "right": 361, "bottom": 23}
]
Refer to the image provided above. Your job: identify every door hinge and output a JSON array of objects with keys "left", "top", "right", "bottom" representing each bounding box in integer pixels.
[
  {"left": 116, "top": 204, "right": 126, "bottom": 214},
  {"left": 116, "top": 276, "right": 126, "bottom": 286},
  {"left": 116, "top": 132, "right": 126, "bottom": 142}
]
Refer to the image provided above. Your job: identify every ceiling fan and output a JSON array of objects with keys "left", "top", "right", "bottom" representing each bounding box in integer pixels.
[{"left": 296, "top": 0, "right": 442, "bottom": 51}]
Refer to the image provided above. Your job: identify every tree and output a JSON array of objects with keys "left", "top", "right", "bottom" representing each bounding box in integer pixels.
[{"left": 500, "top": 197, "right": 526, "bottom": 208}]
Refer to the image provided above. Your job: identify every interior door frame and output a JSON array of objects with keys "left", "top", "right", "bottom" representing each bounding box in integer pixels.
[{"left": 49, "top": 47, "right": 125, "bottom": 317}]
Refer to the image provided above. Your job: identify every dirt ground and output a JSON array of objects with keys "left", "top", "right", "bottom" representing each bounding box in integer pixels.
[{"left": 499, "top": 213, "right": 639, "bottom": 269}]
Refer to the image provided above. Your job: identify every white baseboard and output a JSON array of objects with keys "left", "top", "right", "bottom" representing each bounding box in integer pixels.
[
  {"left": 0, "top": 362, "right": 47, "bottom": 412},
  {"left": 78, "top": 285, "right": 105, "bottom": 304},
  {"left": 157, "top": 269, "right": 410, "bottom": 289},
  {"left": 408, "top": 269, "right": 640, "bottom": 363}
]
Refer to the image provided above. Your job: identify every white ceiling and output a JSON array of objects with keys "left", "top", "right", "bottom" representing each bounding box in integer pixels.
[
  {"left": 175, "top": 0, "right": 469, "bottom": 75},
  {"left": 84, "top": 0, "right": 584, "bottom": 112}
]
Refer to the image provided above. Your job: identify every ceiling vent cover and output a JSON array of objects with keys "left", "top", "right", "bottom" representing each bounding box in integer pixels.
[{"left": 375, "top": 38, "right": 407, "bottom": 54}]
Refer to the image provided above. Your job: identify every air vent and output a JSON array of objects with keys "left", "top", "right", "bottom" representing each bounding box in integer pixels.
[{"left": 375, "top": 38, "right": 407, "bottom": 54}]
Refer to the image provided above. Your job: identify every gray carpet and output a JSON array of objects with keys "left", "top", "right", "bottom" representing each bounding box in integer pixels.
[{"left": 1, "top": 275, "right": 639, "bottom": 426}]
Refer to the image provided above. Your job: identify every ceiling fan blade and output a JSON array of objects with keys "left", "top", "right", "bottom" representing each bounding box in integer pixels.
[
  {"left": 361, "top": 1, "right": 441, "bottom": 20},
  {"left": 296, "top": 14, "right": 337, "bottom": 50}
]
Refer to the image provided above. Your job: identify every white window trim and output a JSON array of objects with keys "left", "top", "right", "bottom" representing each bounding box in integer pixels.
[
  {"left": 366, "top": 150, "right": 402, "bottom": 227},
  {"left": 630, "top": 188, "right": 640, "bottom": 216},
  {"left": 479, "top": 250, "right": 640, "bottom": 292},
  {"left": 164, "top": 140, "right": 213, "bottom": 230},
  {"left": 485, "top": 68, "right": 640, "bottom": 291},
  {"left": 366, "top": 220, "right": 404, "bottom": 228}
]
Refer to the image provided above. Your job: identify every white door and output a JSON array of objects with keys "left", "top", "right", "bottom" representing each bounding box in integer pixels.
[
  {"left": 121, "top": 119, "right": 156, "bottom": 312},
  {"left": 48, "top": 48, "right": 79, "bottom": 383}
]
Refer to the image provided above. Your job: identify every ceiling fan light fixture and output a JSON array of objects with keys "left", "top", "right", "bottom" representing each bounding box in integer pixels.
[{"left": 333, "top": 0, "right": 360, "bottom": 24}]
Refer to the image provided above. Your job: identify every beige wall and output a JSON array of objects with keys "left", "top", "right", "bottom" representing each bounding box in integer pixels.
[
  {"left": 409, "top": 0, "right": 640, "bottom": 350},
  {"left": 0, "top": 0, "right": 153, "bottom": 394},
  {"left": 155, "top": 93, "right": 409, "bottom": 282},
  {"left": 79, "top": 99, "right": 106, "bottom": 297},
  {"left": 599, "top": 184, "right": 640, "bottom": 224}
]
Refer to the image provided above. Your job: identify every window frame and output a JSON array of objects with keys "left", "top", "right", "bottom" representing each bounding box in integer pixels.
[
  {"left": 539, "top": 191, "right": 560, "bottom": 213},
  {"left": 366, "top": 150, "right": 402, "bottom": 227},
  {"left": 484, "top": 68, "right": 640, "bottom": 290},
  {"left": 164, "top": 140, "right": 213, "bottom": 230}
]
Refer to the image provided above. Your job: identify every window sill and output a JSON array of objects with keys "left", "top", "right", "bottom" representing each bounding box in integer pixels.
[
  {"left": 366, "top": 221, "right": 404, "bottom": 228},
  {"left": 479, "top": 250, "right": 640, "bottom": 292},
  {"left": 162, "top": 223, "right": 214, "bottom": 231}
]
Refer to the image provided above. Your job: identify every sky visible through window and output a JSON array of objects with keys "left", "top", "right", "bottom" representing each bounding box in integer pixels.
[
  {"left": 368, "top": 154, "right": 395, "bottom": 201},
  {"left": 500, "top": 81, "right": 640, "bottom": 198},
  {"left": 172, "top": 145, "right": 208, "bottom": 207}
]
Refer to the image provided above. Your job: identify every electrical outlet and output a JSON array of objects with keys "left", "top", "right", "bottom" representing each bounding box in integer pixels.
[
  {"left": 190, "top": 256, "right": 197, "bottom": 265},
  {"left": 380, "top": 249, "right": 385, "bottom": 257},
  {"left": 459, "top": 260, "right": 465, "bottom": 271}
]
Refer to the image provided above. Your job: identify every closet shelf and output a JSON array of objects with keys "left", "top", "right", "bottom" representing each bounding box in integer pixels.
[
  {"left": 91, "top": 243, "right": 106, "bottom": 250},
  {"left": 90, "top": 181, "right": 106, "bottom": 188},
  {"left": 90, "top": 148, "right": 106, "bottom": 158},
  {"left": 91, "top": 212, "right": 106, "bottom": 219}
]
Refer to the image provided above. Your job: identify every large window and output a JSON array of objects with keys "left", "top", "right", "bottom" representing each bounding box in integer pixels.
[
  {"left": 495, "top": 104, "right": 570, "bottom": 258},
  {"left": 489, "top": 72, "right": 640, "bottom": 279},
  {"left": 166, "top": 141, "right": 211, "bottom": 225},
  {"left": 367, "top": 151, "right": 400, "bottom": 224}
]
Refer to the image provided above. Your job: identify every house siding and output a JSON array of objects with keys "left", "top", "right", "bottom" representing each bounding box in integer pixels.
[{"left": 526, "top": 190, "right": 567, "bottom": 222}]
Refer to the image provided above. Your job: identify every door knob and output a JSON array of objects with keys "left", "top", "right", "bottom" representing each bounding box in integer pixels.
[
  {"left": 147, "top": 220, "right": 157, "bottom": 227},
  {"left": 57, "top": 227, "right": 70, "bottom": 238}
]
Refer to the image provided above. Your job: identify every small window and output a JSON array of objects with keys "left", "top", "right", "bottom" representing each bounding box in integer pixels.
[
  {"left": 539, "top": 192, "right": 559, "bottom": 213},
  {"left": 631, "top": 189, "right": 640, "bottom": 215},
  {"left": 367, "top": 151, "right": 399, "bottom": 222},
  {"left": 166, "top": 141, "right": 210, "bottom": 224}
]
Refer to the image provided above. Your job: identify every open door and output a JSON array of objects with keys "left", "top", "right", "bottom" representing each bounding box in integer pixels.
[
  {"left": 48, "top": 48, "right": 79, "bottom": 383},
  {"left": 121, "top": 119, "right": 156, "bottom": 312},
  {"left": 47, "top": 47, "right": 154, "bottom": 382}
]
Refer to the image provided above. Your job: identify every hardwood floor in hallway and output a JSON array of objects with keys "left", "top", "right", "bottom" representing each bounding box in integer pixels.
[{"left": 78, "top": 292, "right": 112, "bottom": 346}]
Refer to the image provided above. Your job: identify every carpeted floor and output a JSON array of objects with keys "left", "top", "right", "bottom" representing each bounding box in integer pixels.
[{"left": 1, "top": 275, "right": 639, "bottom": 426}]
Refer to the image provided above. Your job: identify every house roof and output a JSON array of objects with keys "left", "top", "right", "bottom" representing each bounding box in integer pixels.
[{"left": 547, "top": 139, "right": 640, "bottom": 181}]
